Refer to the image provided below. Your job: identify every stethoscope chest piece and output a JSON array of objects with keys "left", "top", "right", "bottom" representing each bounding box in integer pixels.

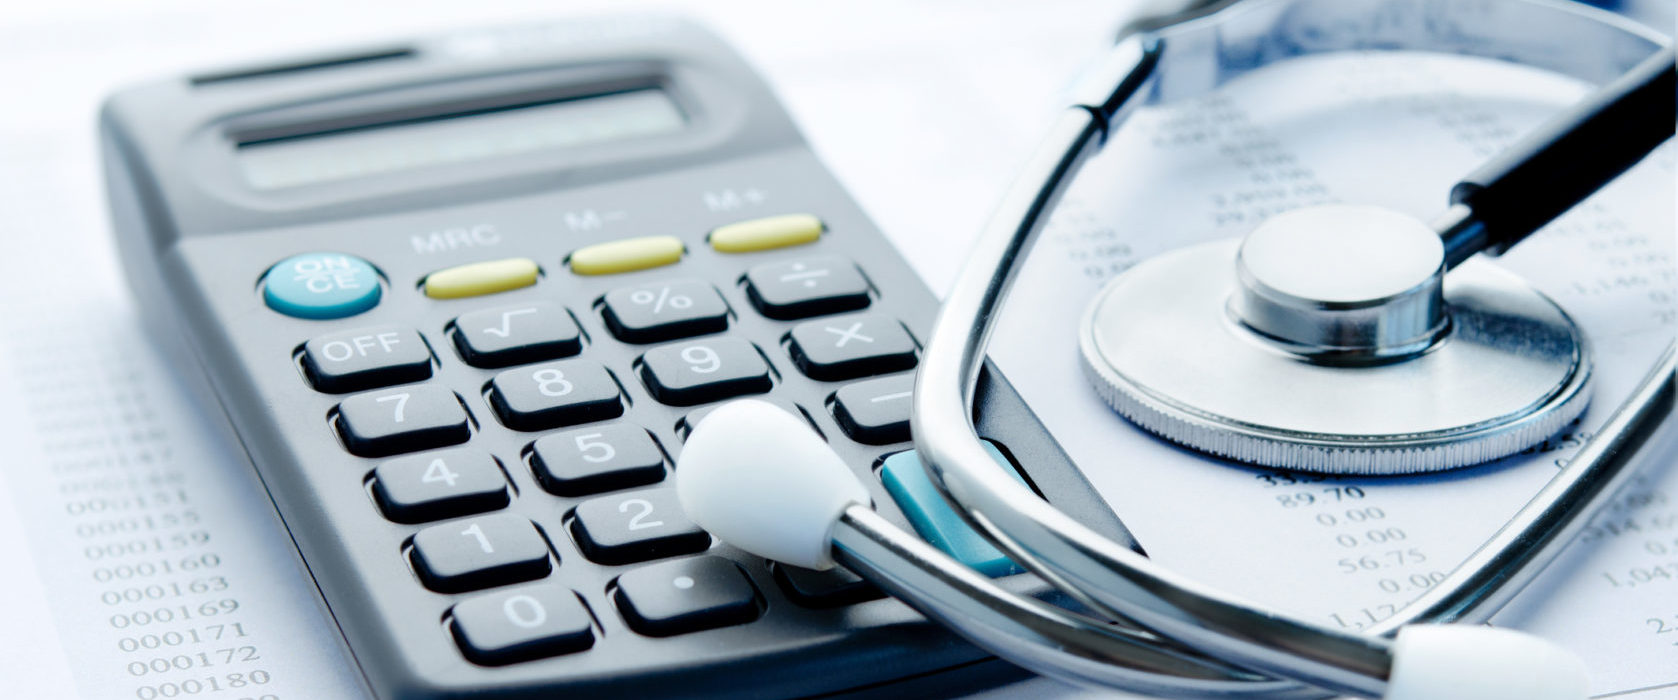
[{"left": 1079, "top": 204, "right": 1591, "bottom": 474}]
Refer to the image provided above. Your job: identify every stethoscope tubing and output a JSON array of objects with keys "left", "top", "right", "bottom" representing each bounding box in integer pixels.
[{"left": 898, "top": 0, "right": 1677, "bottom": 696}]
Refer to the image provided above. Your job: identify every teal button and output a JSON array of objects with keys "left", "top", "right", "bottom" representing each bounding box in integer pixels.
[
  {"left": 262, "top": 252, "right": 382, "bottom": 320},
  {"left": 880, "top": 442, "right": 1024, "bottom": 578}
]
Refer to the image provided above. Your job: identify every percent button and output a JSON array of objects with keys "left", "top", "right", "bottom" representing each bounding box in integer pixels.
[{"left": 601, "top": 279, "right": 730, "bottom": 343}]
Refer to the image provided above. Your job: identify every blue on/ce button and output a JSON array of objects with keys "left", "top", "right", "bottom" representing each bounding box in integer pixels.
[{"left": 262, "top": 252, "right": 382, "bottom": 320}]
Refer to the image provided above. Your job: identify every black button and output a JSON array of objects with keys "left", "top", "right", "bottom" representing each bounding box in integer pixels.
[
  {"left": 601, "top": 279, "right": 729, "bottom": 343},
  {"left": 412, "top": 514, "right": 552, "bottom": 593},
  {"left": 452, "top": 583, "right": 594, "bottom": 665},
  {"left": 530, "top": 423, "right": 665, "bottom": 497},
  {"left": 301, "top": 326, "right": 432, "bottom": 393},
  {"left": 452, "top": 303, "right": 582, "bottom": 368},
  {"left": 831, "top": 373, "right": 914, "bottom": 444},
  {"left": 614, "top": 557, "right": 759, "bottom": 637},
  {"left": 571, "top": 489, "right": 709, "bottom": 564},
  {"left": 744, "top": 257, "right": 870, "bottom": 320},
  {"left": 488, "top": 360, "right": 623, "bottom": 431},
  {"left": 638, "top": 337, "right": 771, "bottom": 407},
  {"left": 373, "top": 448, "right": 509, "bottom": 523},
  {"left": 677, "top": 399, "right": 814, "bottom": 442},
  {"left": 786, "top": 313, "right": 917, "bottom": 381},
  {"left": 336, "top": 385, "right": 470, "bottom": 458},
  {"left": 772, "top": 563, "right": 882, "bottom": 607}
]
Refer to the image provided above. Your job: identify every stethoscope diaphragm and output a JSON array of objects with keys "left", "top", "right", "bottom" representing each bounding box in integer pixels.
[{"left": 1078, "top": 204, "right": 1591, "bottom": 474}]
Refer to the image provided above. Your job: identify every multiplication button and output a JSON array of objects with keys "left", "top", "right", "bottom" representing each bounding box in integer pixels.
[
  {"left": 301, "top": 326, "right": 431, "bottom": 393},
  {"left": 787, "top": 313, "right": 917, "bottom": 381},
  {"left": 744, "top": 256, "right": 870, "bottom": 320},
  {"left": 453, "top": 303, "right": 582, "bottom": 368},
  {"left": 601, "top": 279, "right": 729, "bottom": 343}
]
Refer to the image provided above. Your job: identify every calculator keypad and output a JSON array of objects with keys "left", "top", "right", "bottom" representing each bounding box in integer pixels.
[
  {"left": 570, "top": 489, "right": 710, "bottom": 564},
  {"left": 601, "top": 279, "right": 730, "bottom": 343},
  {"left": 786, "top": 313, "right": 917, "bottom": 381},
  {"left": 275, "top": 213, "right": 984, "bottom": 679},
  {"left": 337, "top": 385, "right": 471, "bottom": 457},
  {"left": 530, "top": 424, "right": 666, "bottom": 497},
  {"left": 453, "top": 303, "right": 583, "bottom": 368},
  {"left": 451, "top": 583, "right": 595, "bottom": 665},
  {"left": 613, "top": 557, "right": 759, "bottom": 637},
  {"left": 488, "top": 360, "right": 624, "bottom": 431},
  {"left": 412, "top": 514, "right": 553, "bottom": 593},
  {"left": 374, "top": 449, "right": 510, "bottom": 523}
]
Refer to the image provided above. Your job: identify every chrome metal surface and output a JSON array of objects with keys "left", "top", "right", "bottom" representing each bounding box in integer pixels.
[
  {"left": 1079, "top": 239, "right": 1592, "bottom": 473},
  {"left": 902, "top": 0, "right": 1668, "bottom": 697},
  {"left": 1231, "top": 205, "right": 1448, "bottom": 363}
]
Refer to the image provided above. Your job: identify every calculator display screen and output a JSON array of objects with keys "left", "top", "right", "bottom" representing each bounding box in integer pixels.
[{"left": 235, "top": 89, "right": 685, "bottom": 190}]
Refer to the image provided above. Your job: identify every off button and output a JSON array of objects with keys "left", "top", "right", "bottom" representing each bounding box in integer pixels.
[{"left": 263, "top": 252, "right": 382, "bottom": 320}]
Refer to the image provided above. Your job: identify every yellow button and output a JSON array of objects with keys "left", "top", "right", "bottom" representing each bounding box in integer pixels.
[
  {"left": 424, "top": 258, "right": 540, "bottom": 299},
  {"left": 708, "top": 214, "right": 824, "bottom": 253},
  {"left": 569, "top": 235, "right": 685, "bottom": 275}
]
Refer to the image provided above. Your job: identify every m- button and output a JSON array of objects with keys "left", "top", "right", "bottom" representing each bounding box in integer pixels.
[{"left": 302, "top": 326, "right": 432, "bottom": 393}]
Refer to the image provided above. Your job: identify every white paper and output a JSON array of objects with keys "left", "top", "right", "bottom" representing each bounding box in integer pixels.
[{"left": 989, "top": 52, "right": 1678, "bottom": 697}]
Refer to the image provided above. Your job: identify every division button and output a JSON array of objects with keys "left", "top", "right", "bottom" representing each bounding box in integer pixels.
[
  {"left": 708, "top": 213, "right": 823, "bottom": 253},
  {"left": 614, "top": 557, "right": 760, "bottom": 637},
  {"left": 452, "top": 584, "right": 595, "bottom": 665},
  {"left": 373, "top": 448, "right": 509, "bottom": 523},
  {"left": 569, "top": 236, "right": 685, "bottom": 276},
  {"left": 787, "top": 313, "right": 917, "bottom": 381},
  {"left": 488, "top": 360, "right": 624, "bottom": 431},
  {"left": 638, "top": 337, "right": 772, "bottom": 406},
  {"left": 262, "top": 252, "right": 382, "bottom": 320},
  {"left": 571, "top": 488, "right": 709, "bottom": 564},
  {"left": 601, "top": 279, "right": 729, "bottom": 343},
  {"left": 831, "top": 373, "right": 914, "bottom": 444},
  {"left": 336, "top": 385, "right": 470, "bottom": 458},
  {"left": 412, "top": 513, "right": 553, "bottom": 593},
  {"left": 530, "top": 423, "right": 665, "bottom": 497},
  {"left": 423, "top": 258, "right": 540, "bottom": 300},
  {"left": 744, "top": 256, "right": 870, "bottom": 320},
  {"left": 452, "top": 303, "right": 582, "bottom": 368},
  {"left": 301, "top": 326, "right": 432, "bottom": 393}
]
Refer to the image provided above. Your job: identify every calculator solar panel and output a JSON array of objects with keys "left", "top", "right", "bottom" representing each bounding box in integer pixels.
[{"left": 100, "top": 16, "right": 1135, "bottom": 698}]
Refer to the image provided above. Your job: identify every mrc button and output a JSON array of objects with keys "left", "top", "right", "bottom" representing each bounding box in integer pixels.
[
  {"left": 301, "top": 326, "right": 432, "bottom": 393},
  {"left": 263, "top": 252, "right": 382, "bottom": 320}
]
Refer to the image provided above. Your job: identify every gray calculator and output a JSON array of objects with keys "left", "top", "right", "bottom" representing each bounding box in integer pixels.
[{"left": 100, "top": 16, "right": 1134, "bottom": 698}]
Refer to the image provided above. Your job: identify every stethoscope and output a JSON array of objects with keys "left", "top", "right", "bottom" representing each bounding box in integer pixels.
[{"left": 676, "top": 0, "right": 1678, "bottom": 698}]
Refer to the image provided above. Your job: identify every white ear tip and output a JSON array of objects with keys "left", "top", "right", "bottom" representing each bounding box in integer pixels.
[
  {"left": 1386, "top": 625, "right": 1587, "bottom": 700},
  {"left": 675, "top": 399, "right": 871, "bottom": 570}
]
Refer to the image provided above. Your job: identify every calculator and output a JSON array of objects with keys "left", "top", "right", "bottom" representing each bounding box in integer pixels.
[{"left": 100, "top": 16, "right": 1135, "bottom": 698}]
